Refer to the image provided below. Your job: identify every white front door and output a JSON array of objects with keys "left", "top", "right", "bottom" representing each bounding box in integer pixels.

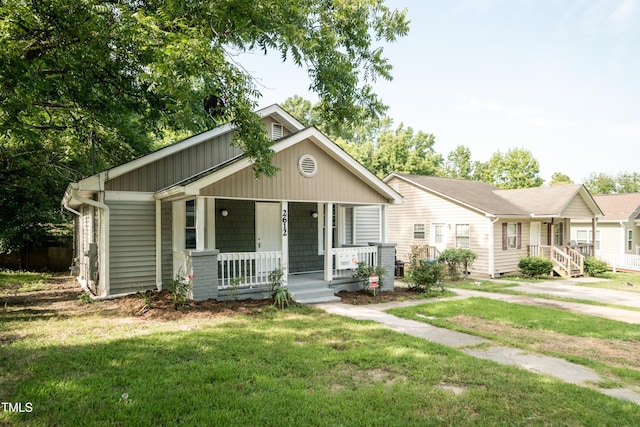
[
  {"left": 256, "top": 202, "right": 281, "bottom": 252},
  {"left": 530, "top": 221, "right": 541, "bottom": 246},
  {"left": 431, "top": 223, "right": 447, "bottom": 252}
]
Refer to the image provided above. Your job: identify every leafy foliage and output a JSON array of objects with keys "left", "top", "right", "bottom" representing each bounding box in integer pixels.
[
  {"left": 584, "top": 257, "right": 609, "bottom": 277},
  {"left": 170, "top": 269, "right": 191, "bottom": 309},
  {"left": 474, "top": 148, "right": 543, "bottom": 189},
  {"left": 583, "top": 172, "right": 640, "bottom": 194},
  {"left": 269, "top": 267, "right": 293, "bottom": 309},
  {"left": 517, "top": 256, "right": 553, "bottom": 278},
  {"left": 406, "top": 247, "right": 444, "bottom": 293},
  {"left": 353, "top": 262, "right": 386, "bottom": 294},
  {"left": 0, "top": 0, "right": 409, "bottom": 251},
  {"left": 438, "top": 248, "right": 477, "bottom": 281}
]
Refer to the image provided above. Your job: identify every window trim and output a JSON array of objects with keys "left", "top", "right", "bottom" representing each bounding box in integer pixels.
[
  {"left": 455, "top": 223, "right": 470, "bottom": 249},
  {"left": 413, "top": 223, "right": 426, "bottom": 240}
]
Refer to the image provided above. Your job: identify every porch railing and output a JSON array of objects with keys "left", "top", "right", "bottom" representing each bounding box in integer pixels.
[
  {"left": 217, "top": 251, "right": 283, "bottom": 288},
  {"left": 330, "top": 246, "right": 378, "bottom": 279},
  {"left": 527, "top": 245, "right": 584, "bottom": 277},
  {"left": 598, "top": 253, "right": 640, "bottom": 272}
]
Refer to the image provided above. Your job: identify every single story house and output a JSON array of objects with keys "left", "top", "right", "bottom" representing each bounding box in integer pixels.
[
  {"left": 62, "top": 105, "right": 402, "bottom": 303},
  {"left": 571, "top": 193, "right": 640, "bottom": 271},
  {"left": 384, "top": 173, "right": 603, "bottom": 278}
]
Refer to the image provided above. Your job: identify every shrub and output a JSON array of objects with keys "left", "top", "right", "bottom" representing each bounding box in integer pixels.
[
  {"left": 354, "top": 262, "right": 386, "bottom": 295},
  {"left": 269, "top": 267, "right": 294, "bottom": 309},
  {"left": 518, "top": 256, "right": 553, "bottom": 278},
  {"left": 170, "top": 269, "right": 191, "bottom": 309},
  {"left": 406, "top": 251, "right": 444, "bottom": 293},
  {"left": 584, "top": 257, "right": 609, "bottom": 276},
  {"left": 438, "top": 248, "right": 477, "bottom": 281}
]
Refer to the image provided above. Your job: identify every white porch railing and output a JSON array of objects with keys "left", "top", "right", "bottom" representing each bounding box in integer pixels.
[
  {"left": 330, "top": 246, "right": 378, "bottom": 279},
  {"left": 527, "top": 245, "right": 584, "bottom": 277},
  {"left": 598, "top": 253, "right": 640, "bottom": 272},
  {"left": 217, "top": 251, "right": 282, "bottom": 288}
]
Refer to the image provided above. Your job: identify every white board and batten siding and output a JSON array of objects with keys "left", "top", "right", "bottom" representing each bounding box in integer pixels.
[{"left": 107, "top": 193, "right": 157, "bottom": 295}]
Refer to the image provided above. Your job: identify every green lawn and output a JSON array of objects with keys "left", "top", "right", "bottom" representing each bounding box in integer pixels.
[
  {"left": 0, "top": 270, "right": 50, "bottom": 292},
  {"left": 2, "top": 305, "right": 640, "bottom": 424},
  {"left": 388, "top": 297, "right": 640, "bottom": 387}
]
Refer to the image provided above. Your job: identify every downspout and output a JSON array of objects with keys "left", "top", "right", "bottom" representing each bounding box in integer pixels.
[
  {"left": 68, "top": 183, "right": 110, "bottom": 299},
  {"left": 487, "top": 214, "right": 500, "bottom": 278}
]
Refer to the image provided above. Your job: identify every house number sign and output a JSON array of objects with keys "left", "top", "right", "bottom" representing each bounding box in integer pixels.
[{"left": 282, "top": 209, "right": 288, "bottom": 236}]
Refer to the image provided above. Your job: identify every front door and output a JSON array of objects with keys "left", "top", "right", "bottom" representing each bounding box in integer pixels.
[
  {"left": 530, "top": 221, "right": 541, "bottom": 246},
  {"left": 255, "top": 202, "right": 282, "bottom": 280},
  {"left": 431, "top": 223, "right": 447, "bottom": 253},
  {"left": 256, "top": 202, "right": 281, "bottom": 252}
]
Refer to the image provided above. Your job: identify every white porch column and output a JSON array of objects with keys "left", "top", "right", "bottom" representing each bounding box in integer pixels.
[
  {"left": 381, "top": 204, "right": 388, "bottom": 242},
  {"left": 281, "top": 201, "right": 289, "bottom": 286},
  {"left": 206, "top": 198, "right": 216, "bottom": 249},
  {"left": 324, "top": 202, "right": 333, "bottom": 281},
  {"left": 196, "top": 197, "right": 206, "bottom": 251}
]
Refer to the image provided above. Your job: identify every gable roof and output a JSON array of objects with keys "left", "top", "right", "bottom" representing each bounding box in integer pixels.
[
  {"left": 592, "top": 193, "right": 640, "bottom": 222},
  {"left": 63, "top": 104, "right": 403, "bottom": 207},
  {"left": 157, "top": 126, "right": 404, "bottom": 204},
  {"left": 385, "top": 173, "right": 602, "bottom": 218}
]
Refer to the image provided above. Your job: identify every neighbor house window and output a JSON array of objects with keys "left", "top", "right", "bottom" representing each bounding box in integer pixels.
[
  {"left": 455, "top": 224, "right": 470, "bottom": 249},
  {"left": 628, "top": 229, "right": 633, "bottom": 252},
  {"left": 502, "top": 222, "right": 521, "bottom": 250},
  {"left": 413, "top": 223, "right": 426, "bottom": 239},
  {"left": 185, "top": 199, "right": 196, "bottom": 249}
]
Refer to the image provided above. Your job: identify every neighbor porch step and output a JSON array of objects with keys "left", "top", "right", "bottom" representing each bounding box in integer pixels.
[{"left": 286, "top": 280, "right": 341, "bottom": 304}]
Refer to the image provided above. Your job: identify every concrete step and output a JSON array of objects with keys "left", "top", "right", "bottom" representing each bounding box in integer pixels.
[{"left": 286, "top": 283, "right": 341, "bottom": 304}]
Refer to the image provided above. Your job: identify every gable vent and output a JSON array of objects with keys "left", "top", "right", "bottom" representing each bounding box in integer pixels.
[
  {"left": 298, "top": 154, "right": 318, "bottom": 178},
  {"left": 271, "top": 122, "right": 284, "bottom": 140}
]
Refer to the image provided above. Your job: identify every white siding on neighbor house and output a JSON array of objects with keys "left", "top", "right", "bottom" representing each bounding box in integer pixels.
[
  {"left": 597, "top": 223, "right": 628, "bottom": 256},
  {"left": 386, "top": 177, "right": 491, "bottom": 276},
  {"left": 354, "top": 206, "right": 381, "bottom": 244},
  {"left": 108, "top": 199, "right": 157, "bottom": 294}
]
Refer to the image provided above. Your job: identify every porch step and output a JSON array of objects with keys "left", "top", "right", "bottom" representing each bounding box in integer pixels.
[{"left": 286, "top": 280, "right": 341, "bottom": 304}]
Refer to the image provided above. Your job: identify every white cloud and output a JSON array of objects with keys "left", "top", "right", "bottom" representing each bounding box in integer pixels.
[{"left": 609, "top": 0, "right": 638, "bottom": 26}]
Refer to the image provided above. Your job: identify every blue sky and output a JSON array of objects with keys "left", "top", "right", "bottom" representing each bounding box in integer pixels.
[{"left": 237, "top": 0, "right": 640, "bottom": 184}]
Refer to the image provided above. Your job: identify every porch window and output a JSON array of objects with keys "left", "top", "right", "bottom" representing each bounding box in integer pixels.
[
  {"left": 413, "top": 223, "right": 426, "bottom": 239},
  {"left": 185, "top": 199, "right": 196, "bottom": 249},
  {"left": 455, "top": 224, "right": 470, "bottom": 249},
  {"left": 628, "top": 229, "right": 633, "bottom": 251}
]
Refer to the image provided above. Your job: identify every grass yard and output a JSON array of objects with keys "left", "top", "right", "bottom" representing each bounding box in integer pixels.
[
  {"left": 388, "top": 297, "right": 640, "bottom": 388},
  {"left": 576, "top": 271, "right": 640, "bottom": 293},
  {"left": 2, "top": 276, "right": 640, "bottom": 426}
]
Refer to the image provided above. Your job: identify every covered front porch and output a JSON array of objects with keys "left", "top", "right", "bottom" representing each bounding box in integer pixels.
[{"left": 168, "top": 198, "right": 396, "bottom": 302}]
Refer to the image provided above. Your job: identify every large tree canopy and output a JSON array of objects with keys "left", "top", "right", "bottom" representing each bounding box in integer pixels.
[{"left": 0, "top": 0, "right": 409, "bottom": 251}]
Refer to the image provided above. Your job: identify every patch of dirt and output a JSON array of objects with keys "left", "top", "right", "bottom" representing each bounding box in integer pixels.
[
  {"left": 1, "top": 276, "right": 424, "bottom": 321},
  {"left": 336, "top": 287, "right": 428, "bottom": 305},
  {"left": 449, "top": 314, "right": 640, "bottom": 370}
]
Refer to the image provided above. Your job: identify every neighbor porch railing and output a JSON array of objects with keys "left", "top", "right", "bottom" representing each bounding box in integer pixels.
[
  {"left": 598, "top": 253, "right": 640, "bottom": 272},
  {"left": 217, "top": 251, "right": 283, "bottom": 288},
  {"left": 330, "top": 246, "right": 378, "bottom": 279}
]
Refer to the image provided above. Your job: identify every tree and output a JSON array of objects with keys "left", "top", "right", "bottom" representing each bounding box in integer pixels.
[
  {"left": 615, "top": 172, "right": 640, "bottom": 193},
  {"left": 443, "top": 145, "right": 474, "bottom": 179},
  {"left": 0, "top": 1, "right": 409, "bottom": 251},
  {"left": 583, "top": 173, "right": 617, "bottom": 194},
  {"left": 476, "top": 148, "right": 543, "bottom": 189},
  {"left": 549, "top": 172, "right": 573, "bottom": 186}
]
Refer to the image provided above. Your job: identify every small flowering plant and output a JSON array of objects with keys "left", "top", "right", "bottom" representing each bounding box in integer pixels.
[{"left": 170, "top": 268, "right": 192, "bottom": 309}]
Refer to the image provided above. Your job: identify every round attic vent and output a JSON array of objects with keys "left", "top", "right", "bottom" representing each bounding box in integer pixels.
[{"left": 298, "top": 154, "right": 318, "bottom": 178}]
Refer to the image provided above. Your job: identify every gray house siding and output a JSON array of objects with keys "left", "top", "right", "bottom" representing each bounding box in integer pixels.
[
  {"left": 105, "top": 133, "right": 241, "bottom": 193},
  {"left": 215, "top": 199, "right": 256, "bottom": 253},
  {"left": 161, "top": 201, "right": 173, "bottom": 285},
  {"left": 354, "top": 206, "right": 381, "bottom": 244},
  {"left": 108, "top": 200, "right": 156, "bottom": 294},
  {"left": 289, "top": 202, "right": 323, "bottom": 273}
]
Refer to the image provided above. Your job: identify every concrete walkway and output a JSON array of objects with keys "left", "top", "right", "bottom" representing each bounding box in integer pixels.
[{"left": 315, "top": 278, "right": 640, "bottom": 405}]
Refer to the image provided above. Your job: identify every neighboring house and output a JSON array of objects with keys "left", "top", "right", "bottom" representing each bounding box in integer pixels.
[
  {"left": 62, "top": 105, "right": 402, "bottom": 303},
  {"left": 384, "top": 174, "right": 603, "bottom": 278},
  {"left": 571, "top": 193, "right": 640, "bottom": 271}
]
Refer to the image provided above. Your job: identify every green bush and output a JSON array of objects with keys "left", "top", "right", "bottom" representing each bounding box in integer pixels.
[
  {"left": 518, "top": 256, "right": 553, "bottom": 278},
  {"left": 406, "top": 255, "right": 444, "bottom": 293},
  {"left": 438, "top": 248, "right": 477, "bottom": 281},
  {"left": 584, "top": 257, "right": 609, "bottom": 276},
  {"left": 354, "top": 262, "right": 386, "bottom": 295}
]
